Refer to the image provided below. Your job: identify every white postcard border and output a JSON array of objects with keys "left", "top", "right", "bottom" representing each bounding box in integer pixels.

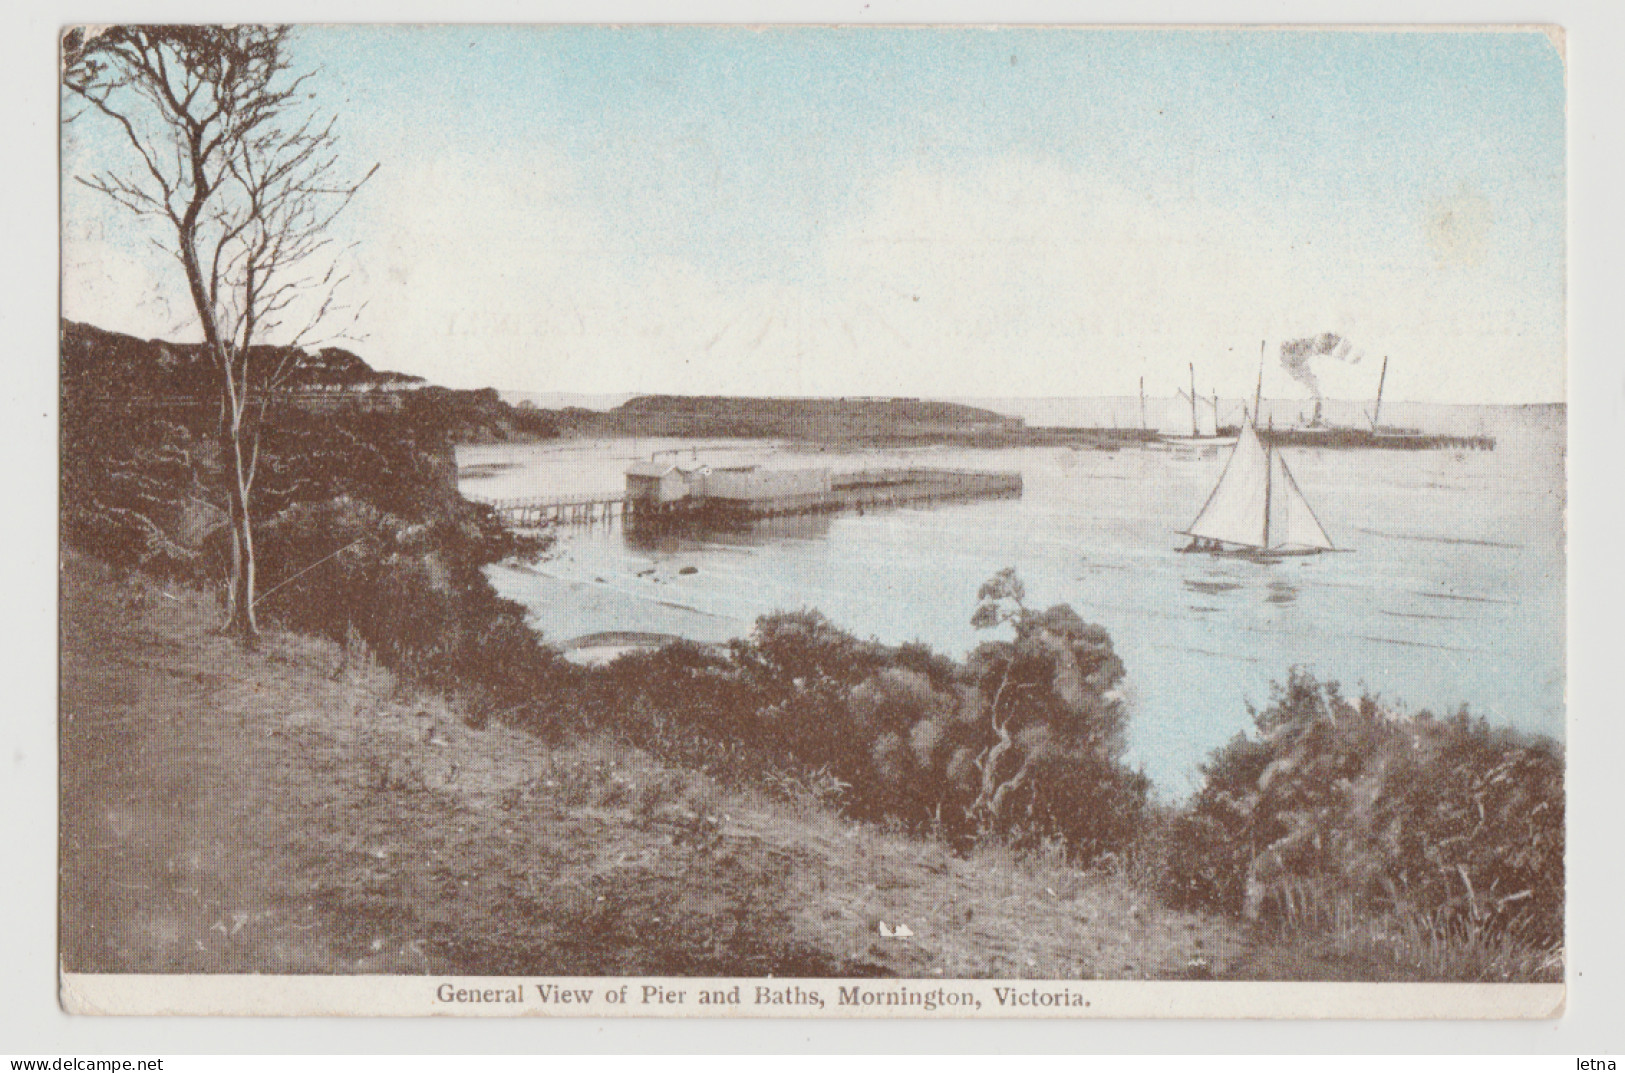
[
  {"left": 59, "top": 975, "right": 1566, "bottom": 1020},
  {"left": 15, "top": 0, "right": 1625, "bottom": 1056}
]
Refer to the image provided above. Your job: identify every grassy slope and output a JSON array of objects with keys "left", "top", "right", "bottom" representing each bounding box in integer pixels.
[{"left": 60, "top": 552, "right": 1249, "bottom": 980}]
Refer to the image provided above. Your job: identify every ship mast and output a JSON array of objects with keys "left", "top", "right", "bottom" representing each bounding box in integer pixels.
[
  {"left": 1189, "top": 362, "right": 1198, "bottom": 437},
  {"left": 1252, "top": 341, "right": 1265, "bottom": 427},
  {"left": 1370, "top": 355, "right": 1389, "bottom": 430},
  {"left": 1139, "top": 376, "right": 1147, "bottom": 431},
  {"left": 1262, "top": 416, "right": 1274, "bottom": 548}
]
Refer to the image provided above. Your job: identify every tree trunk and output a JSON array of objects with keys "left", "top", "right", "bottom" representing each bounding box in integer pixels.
[
  {"left": 173, "top": 220, "right": 262, "bottom": 642},
  {"left": 225, "top": 514, "right": 242, "bottom": 627},
  {"left": 224, "top": 404, "right": 260, "bottom": 642},
  {"left": 971, "top": 665, "right": 1025, "bottom": 829},
  {"left": 225, "top": 506, "right": 260, "bottom": 640}
]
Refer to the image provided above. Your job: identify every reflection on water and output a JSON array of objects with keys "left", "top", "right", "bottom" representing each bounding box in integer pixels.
[
  {"left": 622, "top": 511, "right": 834, "bottom": 553},
  {"left": 1266, "top": 580, "right": 1298, "bottom": 605},
  {"left": 460, "top": 407, "right": 1564, "bottom": 795},
  {"left": 1381, "top": 609, "right": 1463, "bottom": 622},
  {"left": 459, "top": 461, "right": 522, "bottom": 480}
]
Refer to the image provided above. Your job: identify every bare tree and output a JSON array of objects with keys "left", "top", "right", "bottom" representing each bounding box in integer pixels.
[{"left": 63, "top": 25, "right": 375, "bottom": 638}]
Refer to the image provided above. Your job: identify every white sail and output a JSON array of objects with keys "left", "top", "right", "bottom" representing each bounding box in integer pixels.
[
  {"left": 1269, "top": 452, "right": 1335, "bottom": 550},
  {"left": 1186, "top": 422, "right": 1270, "bottom": 547},
  {"left": 1196, "top": 402, "right": 1217, "bottom": 438}
]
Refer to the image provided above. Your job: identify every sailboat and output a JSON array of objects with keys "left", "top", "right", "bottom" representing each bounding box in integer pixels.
[
  {"left": 1163, "top": 362, "right": 1239, "bottom": 448},
  {"left": 1178, "top": 420, "right": 1336, "bottom": 558}
]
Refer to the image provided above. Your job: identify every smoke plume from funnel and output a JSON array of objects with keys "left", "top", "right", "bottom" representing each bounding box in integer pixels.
[{"left": 1279, "top": 333, "right": 1360, "bottom": 403}]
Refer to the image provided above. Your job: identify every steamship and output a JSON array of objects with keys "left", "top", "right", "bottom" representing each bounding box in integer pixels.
[{"left": 1260, "top": 357, "right": 1494, "bottom": 451}]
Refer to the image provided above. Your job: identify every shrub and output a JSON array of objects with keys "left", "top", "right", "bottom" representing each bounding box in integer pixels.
[
  {"left": 62, "top": 360, "right": 562, "bottom": 717},
  {"left": 1166, "top": 670, "right": 1563, "bottom": 950},
  {"left": 950, "top": 569, "right": 1147, "bottom": 857},
  {"left": 60, "top": 407, "right": 230, "bottom": 581},
  {"left": 597, "top": 571, "right": 1146, "bottom": 861},
  {"left": 252, "top": 494, "right": 566, "bottom": 712}
]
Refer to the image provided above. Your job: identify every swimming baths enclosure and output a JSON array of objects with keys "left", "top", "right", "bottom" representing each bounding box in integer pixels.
[{"left": 479, "top": 462, "right": 1024, "bottom": 527}]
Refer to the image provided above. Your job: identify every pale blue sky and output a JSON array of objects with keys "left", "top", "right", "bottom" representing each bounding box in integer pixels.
[{"left": 62, "top": 26, "right": 1566, "bottom": 402}]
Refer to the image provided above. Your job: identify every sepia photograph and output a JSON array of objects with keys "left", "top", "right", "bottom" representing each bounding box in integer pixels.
[{"left": 55, "top": 22, "right": 1567, "bottom": 1018}]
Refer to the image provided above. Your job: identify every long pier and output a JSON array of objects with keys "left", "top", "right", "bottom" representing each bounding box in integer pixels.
[
  {"left": 798, "top": 467, "right": 1023, "bottom": 518},
  {"left": 475, "top": 466, "right": 1023, "bottom": 530},
  {"left": 1257, "top": 427, "right": 1495, "bottom": 451},
  {"left": 478, "top": 494, "right": 631, "bottom": 528}
]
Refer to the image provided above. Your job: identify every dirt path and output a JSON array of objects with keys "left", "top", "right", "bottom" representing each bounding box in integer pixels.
[
  {"left": 61, "top": 560, "right": 352, "bottom": 972},
  {"left": 60, "top": 553, "right": 1245, "bottom": 979},
  {"left": 59, "top": 556, "right": 856, "bottom": 976}
]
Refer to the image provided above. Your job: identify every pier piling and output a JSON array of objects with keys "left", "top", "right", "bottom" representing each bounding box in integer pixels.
[{"left": 474, "top": 466, "right": 1023, "bottom": 532}]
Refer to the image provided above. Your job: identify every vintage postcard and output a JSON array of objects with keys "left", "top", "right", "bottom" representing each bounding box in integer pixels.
[{"left": 57, "top": 24, "right": 1565, "bottom": 1017}]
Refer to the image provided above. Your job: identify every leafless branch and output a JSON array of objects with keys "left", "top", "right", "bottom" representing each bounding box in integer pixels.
[{"left": 63, "top": 24, "right": 373, "bottom": 639}]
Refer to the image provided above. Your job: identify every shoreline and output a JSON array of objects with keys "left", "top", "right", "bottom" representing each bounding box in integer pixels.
[{"left": 59, "top": 549, "right": 1561, "bottom": 984}]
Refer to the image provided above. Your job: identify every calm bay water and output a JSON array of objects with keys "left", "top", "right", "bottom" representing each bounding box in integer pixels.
[{"left": 458, "top": 404, "right": 1565, "bottom": 796}]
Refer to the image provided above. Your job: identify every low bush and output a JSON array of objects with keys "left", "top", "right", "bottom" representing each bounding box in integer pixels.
[
  {"left": 252, "top": 494, "right": 567, "bottom": 714},
  {"left": 591, "top": 570, "right": 1148, "bottom": 862},
  {"left": 62, "top": 381, "right": 563, "bottom": 718},
  {"left": 1165, "top": 670, "right": 1563, "bottom": 951},
  {"left": 60, "top": 409, "right": 230, "bottom": 581}
]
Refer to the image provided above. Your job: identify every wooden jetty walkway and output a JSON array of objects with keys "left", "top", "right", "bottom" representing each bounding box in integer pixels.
[
  {"left": 474, "top": 466, "right": 1023, "bottom": 529},
  {"left": 806, "top": 467, "right": 1023, "bottom": 517},
  {"left": 476, "top": 494, "right": 631, "bottom": 528}
]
